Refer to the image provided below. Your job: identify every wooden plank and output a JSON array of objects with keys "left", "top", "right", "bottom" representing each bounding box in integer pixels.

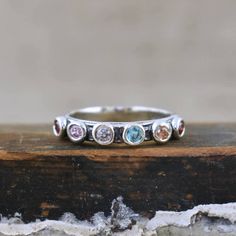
[{"left": 0, "top": 123, "right": 236, "bottom": 222}]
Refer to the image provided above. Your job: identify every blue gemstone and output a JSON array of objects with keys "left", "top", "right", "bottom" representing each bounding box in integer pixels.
[{"left": 125, "top": 125, "right": 145, "bottom": 144}]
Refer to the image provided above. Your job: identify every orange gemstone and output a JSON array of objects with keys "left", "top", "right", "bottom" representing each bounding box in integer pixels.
[{"left": 157, "top": 126, "right": 170, "bottom": 140}]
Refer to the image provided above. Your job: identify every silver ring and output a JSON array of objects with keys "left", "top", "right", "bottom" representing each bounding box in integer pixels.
[{"left": 53, "top": 106, "right": 185, "bottom": 146}]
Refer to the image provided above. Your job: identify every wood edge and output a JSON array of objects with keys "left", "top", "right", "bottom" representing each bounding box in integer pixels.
[{"left": 0, "top": 146, "right": 236, "bottom": 161}]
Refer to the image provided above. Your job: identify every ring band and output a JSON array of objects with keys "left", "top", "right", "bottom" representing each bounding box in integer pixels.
[{"left": 53, "top": 106, "right": 185, "bottom": 146}]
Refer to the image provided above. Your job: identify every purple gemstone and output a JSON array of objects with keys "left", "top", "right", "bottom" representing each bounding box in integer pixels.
[{"left": 69, "top": 125, "right": 83, "bottom": 139}]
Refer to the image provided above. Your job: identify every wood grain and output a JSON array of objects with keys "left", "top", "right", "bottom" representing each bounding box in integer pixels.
[{"left": 0, "top": 123, "right": 235, "bottom": 221}]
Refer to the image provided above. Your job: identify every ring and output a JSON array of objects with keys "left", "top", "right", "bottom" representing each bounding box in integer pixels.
[{"left": 53, "top": 106, "right": 185, "bottom": 146}]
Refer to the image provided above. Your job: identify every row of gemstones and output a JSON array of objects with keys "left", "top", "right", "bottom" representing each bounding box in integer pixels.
[{"left": 53, "top": 117, "right": 185, "bottom": 145}]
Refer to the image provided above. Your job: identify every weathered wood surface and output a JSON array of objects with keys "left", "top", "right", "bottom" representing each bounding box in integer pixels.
[{"left": 0, "top": 123, "right": 236, "bottom": 222}]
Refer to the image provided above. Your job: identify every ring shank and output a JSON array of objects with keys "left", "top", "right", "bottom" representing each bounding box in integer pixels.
[{"left": 68, "top": 106, "right": 172, "bottom": 122}]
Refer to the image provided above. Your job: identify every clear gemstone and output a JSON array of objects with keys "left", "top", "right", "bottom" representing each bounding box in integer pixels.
[
  {"left": 94, "top": 125, "right": 114, "bottom": 145},
  {"left": 68, "top": 124, "right": 84, "bottom": 140},
  {"left": 124, "top": 125, "right": 145, "bottom": 145}
]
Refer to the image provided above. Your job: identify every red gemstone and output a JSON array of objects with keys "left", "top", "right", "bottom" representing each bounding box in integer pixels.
[
  {"left": 178, "top": 120, "right": 185, "bottom": 135},
  {"left": 54, "top": 120, "right": 61, "bottom": 135}
]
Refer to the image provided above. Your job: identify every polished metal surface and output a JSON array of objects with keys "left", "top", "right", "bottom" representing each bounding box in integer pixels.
[{"left": 53, "top": 106, "right": 185, "bottom": 146}]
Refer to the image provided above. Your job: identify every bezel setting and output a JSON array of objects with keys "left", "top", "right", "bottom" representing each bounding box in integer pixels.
[
  {"left": 53, "top": 107, "right": 185, "bottom": 146},
  {"left": 92, "top": 123, "right": 115, "bottom": 145},
  {"left": 172, "top": 117, "right": 185, "bottom": 139},
  {"left": 67, "top": 121, "right": 87, "bottom": 143},
  {"left": 152, "top": 120, "right": 172, "bottom": 143},
  {"left": 123, "top": 124, "right": 145, "bottom": 145},
  {"left": 53, "top": 116, "right": 67, "bottom": 137}
]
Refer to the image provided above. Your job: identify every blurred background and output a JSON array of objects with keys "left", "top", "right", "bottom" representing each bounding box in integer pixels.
[{"left": 0, "top": 0, "right": 235, "bottom": 123}]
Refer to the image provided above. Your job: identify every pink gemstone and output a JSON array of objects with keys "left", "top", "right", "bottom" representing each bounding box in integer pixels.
[
  {"left": 69, "top": 125, "right": 83, "bottom": 139},
  {"left": 178, "top": 120, "right": 185, "bottom": 135},
  {"left": 54, "top": 120, "right": 61, "bottom": 135}
]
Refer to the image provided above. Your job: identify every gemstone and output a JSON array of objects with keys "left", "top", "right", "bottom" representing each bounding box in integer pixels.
[
  {"left": 67, "top": 123, "right": 86, "bottom": 142},
  {"left": 171, "top": 117, "right": 185, "bottom": 139},
  {"left": 54, "top": 119, "right": 61, "bottom": 135},
  {"left": 178, "top": 120, "right": 185, "bottom": 135},
  {"left": 152, "top": 121, "right": 172, "bottom": 143},
  {"left": 69, "top": 125, "right": 83, "bottom": 138},
  {"left": 123, "top": 125, "right": 145, "bottom": 145},
  {"left": 93, "top": 124, "right": 114, "bottom": 145},
  {"left": 156, "top": 126, "right": 170, "bottom": 139},
  {"left": 53, "top": 116, "right": 66, "bottom": 137}
]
